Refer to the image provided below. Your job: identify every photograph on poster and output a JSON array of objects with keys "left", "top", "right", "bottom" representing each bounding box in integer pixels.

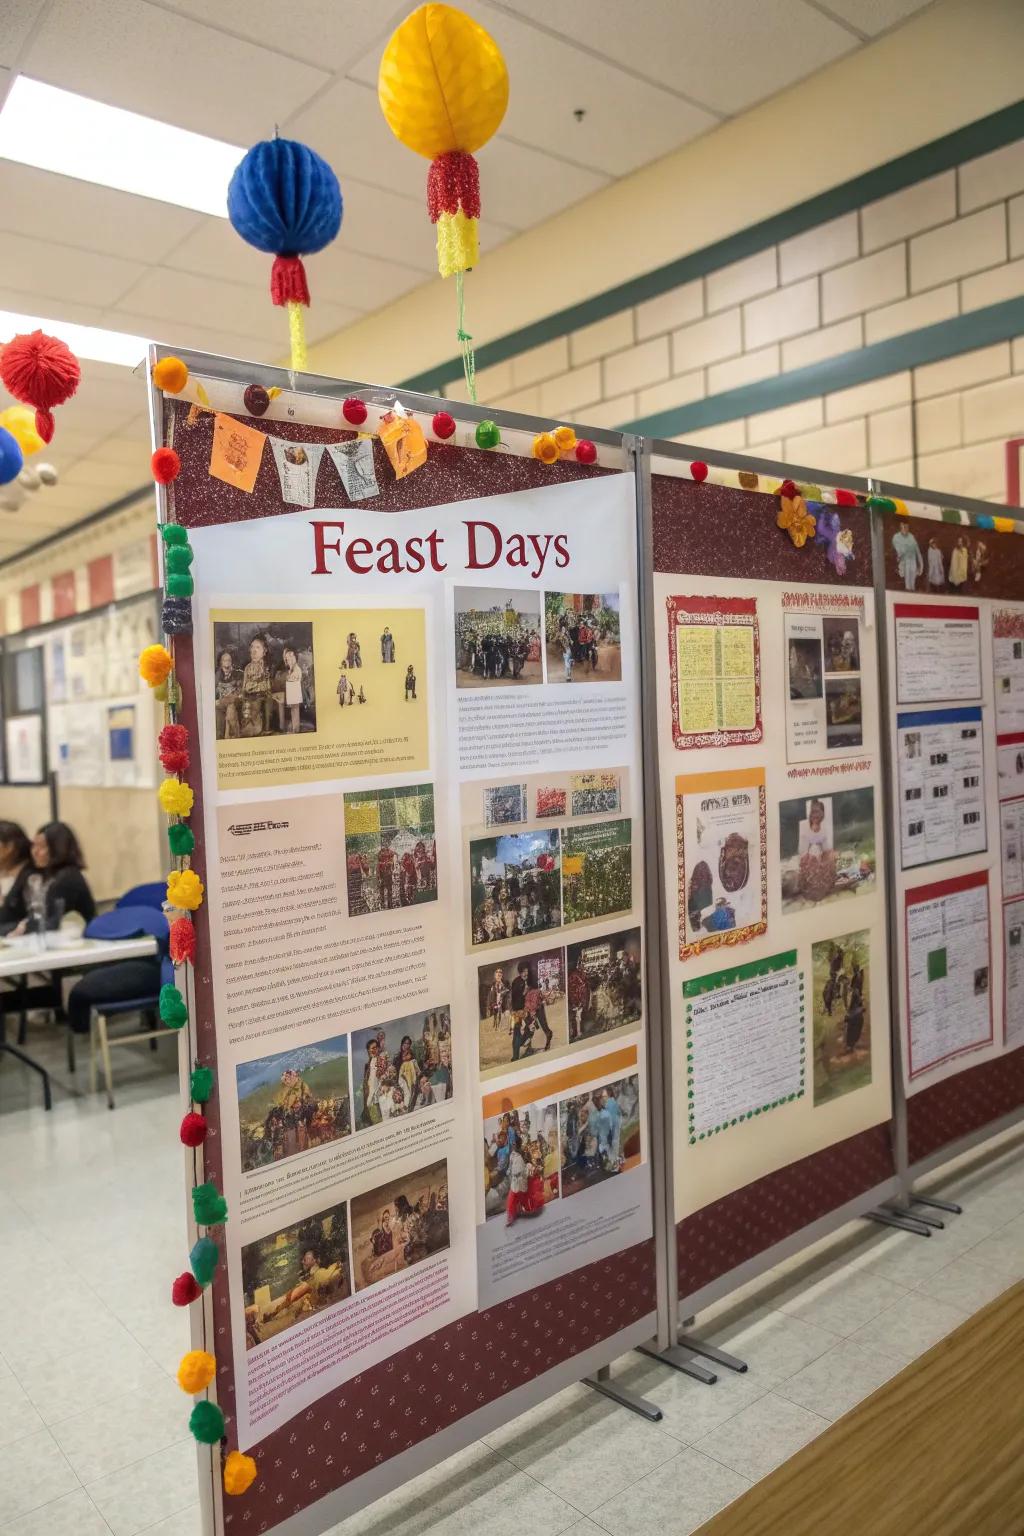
[
  {"left": 565, "top": 928, "right": 642, "bottom": 1044},
  {"left": 571, "top": 771, "right": 621, "bottom": 817},
  {"left": 351, "top": 1006, "right": 452, "bottom": 1127},
  {"left": 562, "top": 819, "right": 632, "bottom": 924},
  {"left": 1005, "top": 900, "right": 1024, "bottom": 1049},
  {"left": 994, "top": 609, "right": 1024, "bottom": 739},
  {"left": 536, "top": 786, "right": 568, "bottom": 818},
  {"left": 350, "top": 1159, "right": 450, "bottom": 1292},
  {"left": 344, "top": 784, "right": 437, "bottom": 916},
  {"left": 779, "top": 787, "right": 876, "bottom": 912},
  {"left": 212, "top": 620, "right": 316, "bottom": 739},
  {"left": 236, "top": 1038, "right": 352, "bottom": 1173},
  {"left": 677, "top": 769, "right": 767, "bottom": 959},
  {"left": 484, "top": 783, "right": 527, "bottom": 826},
  {"left": 544, "top": 591, "right": 622, "bottom": 684},
  {"left": 482, "top": 1100, "right": 560, "bottom": 1223},
  {"left": 894, "top": 603, "right": 981, "bottom": 705},
  {"left": 477, "top": 948, "right": 567, "bottom": 1076},
  {"left": 241, "top": 1199, "right": 351, "bottom": 1350},
  {"left": 812, "top": 930, "right": 872, "bottom": 1105},
  {"left": 470, "top": 829, "right": 561, "bottom": 946},
  {"left": 997, "top": 738, "right": 1024, "bottom": 802},
  {"left": 784, "top": 604, "right": 865, "bottom": 762},
  {"left": 559, "top": 1075, "right": 641, "bottom": 1198},
  {"left": 668, "top": 595, "right": 762, "bottom": 749},
  {"left": 454, "top": 587, "right": 543, "bottom": 687},
  {"left": 898, "top": 708, "right": 986, "bottom": 870},
  {"left": 825, "top": 678, "right": 863, "bottom": 751},
  {"left": 788, "top": 636, "right": 822, "bottom": 699},
  {"left": 906, "top": 872, "right": 992, "bottom": 1078}
]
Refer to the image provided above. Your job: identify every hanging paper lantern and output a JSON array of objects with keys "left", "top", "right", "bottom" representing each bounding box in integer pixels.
[
  {"left": 0, "top": 405, "right": 44, "bottom": 457},
  {"left": 0, "top": 329, "right": 80, "bottom": 443},
  {"left": 227, "top": 137, "right": 343, "bottom": 373},
  {"left": 0, "top": 426, "right": 23, "bottom": 486}
]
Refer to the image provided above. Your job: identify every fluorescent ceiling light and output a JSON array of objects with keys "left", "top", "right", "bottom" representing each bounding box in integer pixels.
[
  {"left": 0, "top": 76, "right": 244, "bottom": 217},
  {"left": 0, "top": 309, "right": 147, "bottom": 367}
]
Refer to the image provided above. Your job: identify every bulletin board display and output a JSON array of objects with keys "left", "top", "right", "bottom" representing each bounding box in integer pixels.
[
  {"left": 649, "top": 468, "right": 894, "bottom": 1300},
  {"left": 158, "top": 365, "right": 656, "bottom": 1536}
]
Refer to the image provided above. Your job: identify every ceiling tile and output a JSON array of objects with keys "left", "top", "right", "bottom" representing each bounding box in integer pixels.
[
  {"left": 286, "top": 78, "right": 428, "bottom": 205},
  {"left": 107, "top": 308, "right": 299, "bottom": 367},
  {"left": 0, "top": 286, "right": 110, "bottom": 329},
  {"left": 109, "top": 266, "right": 362, "bottom": 344},
  {"left": 811, "top": 0, "right": 935, "bottom": 34},
  {"left": 0, "top": 232, "right": 146, "bottom": 307},
  {"left": 155, "top": 0, "right": 410, "bottom": 73},
  {"left": 21, "top": 0, "right": 330, "bottom": 142},
  {"left": 476, "top": 137, "right": 608, "bottom": 229},
  {"left": 0, "top": 162, "right": 204, "bottom": 264},
  {"left": 1, "top": 1, "right": 48, "bottom": 69}
]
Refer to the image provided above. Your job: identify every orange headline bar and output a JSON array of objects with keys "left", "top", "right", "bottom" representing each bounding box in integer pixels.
[
  {"left": 675, "top": 765, "right": 765, "bottom": 796},
  {"left": 482, "top": 1044, "right": 639, "bottom": 1118}
]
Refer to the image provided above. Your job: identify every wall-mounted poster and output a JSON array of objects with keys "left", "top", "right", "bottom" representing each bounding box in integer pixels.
[
  {"left": 811, "top": 930, "right": 872, "bottom": 1105},
  {"left": 783, "top": 594, "right": 865, "bottom": 762},
  {"left": 778, "top": 786, "right": 876, "bottom": 913},
  {"left": 894, "top": 602, "right": 981, "bottom": 705},
  {"left": 1004, "top": 899, "right": 1024, "bottom": 1049},
  {"left": 676, "top": 767, "right": 767, "bottom": 959},
  {"left": 993, "top": 607, "right": 1024, "bottom": 803},
  {"left": 5, "top": 714, "right": 43, "bottom": 784},
  {"left": 905, "top": 870, "right": 992, "bottom": 1079},
  {"left": 896, "top": 706, "right": 986, "bottom": 870},
  {"left": 667, "top": 595, "right": 762, "bottom": 749},
  {"left": 1000, "top": 797, "right": 1024, "bottom": 901}
]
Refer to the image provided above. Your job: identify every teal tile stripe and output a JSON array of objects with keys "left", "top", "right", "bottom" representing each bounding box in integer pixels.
[{"left": 400, "top": 99, "right": 1024, "bottom": 395}]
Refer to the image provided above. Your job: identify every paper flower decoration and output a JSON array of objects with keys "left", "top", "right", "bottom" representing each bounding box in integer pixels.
[
  {"left": 814, "top": 508, "right": 855, "bottom": 576},
  {"left": 158, "top": 778, "right": 194, "bottom": 817},
  {"left": 139, "top": 644, "right": 173, "bottom": 686},
  {"left": 532, "top": 432, "right": 558, "bottom": 464},
  {"left": 777, "top": 491, "right": 816, "bottom": 548},
  {"left": 168, "top": 868, "right": 204, "bottom": 911},
  {"left": 228, "top": 137, "right": 342, "bottom": 373},
  {"left": 170, "top": 917, "right": 197, "bottom": 965},
  {"left": 0, "top": 330, "right": 80, "bottom": 443}
]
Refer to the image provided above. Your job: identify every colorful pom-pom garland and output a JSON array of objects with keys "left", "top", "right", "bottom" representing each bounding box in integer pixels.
[
  {"left": 475, "top": 419, "right": 500, "bottom": 449},
  {"left": 224, "top": 1451, "right": 258, "bottom": 1496},
  {"left": 575, "top": 439, "right": 597, "bottom": 465},
  {"left": 177, "top": 1350, "right": 217, "bottom": 1394},
  {"left": 152, "top": 356, "right": 189, "bottom": 394},
  {"left": 432, "top": 410, "right": 456, "bottom": 440},
  {"left": 343, "top": 396, "right": 368, "bottom": 426}
]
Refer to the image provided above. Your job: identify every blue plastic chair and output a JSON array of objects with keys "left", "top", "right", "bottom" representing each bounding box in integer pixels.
[
  {"left": 81, "top": 906, "right": 173, "bottom": 1108},
  {"left": 115, "top": 882, "right": 167, "bottom": 911}
]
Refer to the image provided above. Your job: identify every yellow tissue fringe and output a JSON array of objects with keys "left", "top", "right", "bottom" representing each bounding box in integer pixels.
[
  {"left": 287, "top": 301, "right": 308, "bottom": 373},
  {"left": 436, "top": 210, "right": 478, "bottom": 279}
]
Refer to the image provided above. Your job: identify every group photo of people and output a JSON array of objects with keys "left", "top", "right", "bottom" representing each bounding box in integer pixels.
[
  {"left": 352, "top": 1007, "right": 453, "bottom": 1127},
  {"left": 213, "top": 619, "right": 316, "bottom": 740},
  {"left": 779, "top": 788, "right": 876, "bottom": 912},
  {"left": 891, "top": 525, "right": 992, "bottom": 593},
  {"left": 562, "top": 819, "right": 633, "bottom": 925},
  {"left": 241, "top": 1200, "right": 350, "bottom": 1350},
  {"left": 559, "top": 1075, "right": 642, "bottom": 1199},
  {"left": 236, "top": 1038, "right": 352, "bottom": 1173},
  {"left": 454, "top": 587, "right": 543, "bottom": 687},
  {"left": 812, "top": 930, "right": 872, "bottom": 1105},
  {"left": 470, "top": 829, "right": 562, "bottom": 945},
  {"left": 566, "top": 929, "right": 642, "bottom": 1043},
  {"left": 544, "top": 592, "right": 622, "bottom": 684},
  {"left": 482, "top": 1101, "right": 560, "bottom": 1225},
  {"left": 476, "top": 947, "right": 568, "bottom": 1076},
  {"left": 344, "top": 784, "right": 438, "bottom": 916},
  {"left": 350, "top": 1160, "right": 450, "bottom": 1292}
]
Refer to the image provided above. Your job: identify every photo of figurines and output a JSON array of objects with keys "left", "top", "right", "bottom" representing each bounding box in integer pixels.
[
  {"left": 566, "top": 928, "right": 642, "bottom": 1044},
  {"left": 823, "top": 618, "right": 860, "bottom": 673},
  {"left": 350, "top": 1159, "right": 450, "bottom": 1292},
  {"left": 483, "top": 1101, "right": 560, "bottom": 1224},
  {"left": 344, "top": 784, "right": 437, "bottom": 916},
  {"left": 484, "top": 783, "right": 527, "bottom": 827},
  {"left": 477, "top": 948, "right": 568, "bottom": 1076},
  {"left": 241, "top": 1199, "right": 350, "bottom": 1350},
  {"left": 470, "top": 829, "right": 561, "bottom": 945},
  {"left": 562, "top": 819, "right": 632, "bottom": 924},
  {"left": 891, "top": 524, "right": 991, "bottom": 594},
  {"left": 812, "top": 930, "right": 872, "bottom": 1104},
  {"left": 352, "top": 1006, "right": 452, "bottom": 1128},
  {"left": 236, "top": 1038, "right": 351, "bottom": 1173},
  {"left": 559, "top": 1075, "right": 641, "bottom": 1199},
  {"left": 779, "top": 788, "right": 876, "bottom": 912},
  {"left": 544, "top": 592, "right": 622, "bottom": 684},
  {"left": 454, "top": 587, "right": 543, "bottom": 687},
  {"left": 335, "top": 627, "right": 416, "bottom": 707},
  {"left": 213, "top": 620, "right": 315, "bottom": 739}
]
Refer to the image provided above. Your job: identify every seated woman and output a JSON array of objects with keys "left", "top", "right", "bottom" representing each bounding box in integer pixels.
[
  {"left": 0, "top": 821, "right": 33, "bottom": 935},
  {"left": 31, "top": 823, "right": 96, "bottom": 929}
]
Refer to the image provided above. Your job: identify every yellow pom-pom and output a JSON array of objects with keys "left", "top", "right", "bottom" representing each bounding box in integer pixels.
[
  {"left": 553, "top": 426, "right": 576, "bottom": 454},
  {"left": 224, "top": 1450, "right": 258, "bottom": 1496},
  {"left": 168, "top": 868, "right": 204, "bottom": 912},
  {"left": 152, "top": 356, "right": 189, "bottom": 394},
  {"left": 177, "top": 1350, "right": 216, "bottom": 1394},
  {"left": 378, "top": 4, "right": 509, "bottom": 160},
  {"left": 0, "top": 405, "right": 44, "bottom": 457},
  {"left": 532, "top": 433, "right": 559, "bottom": 465},
  {"left": 994, "top": 516, "right": 1016, "bottom": 534},
  {"left": 435, "top": 209, "right": 478, "bottom": 279},
  {"left": 158, "top": 778, "right": 194, "bottom": 817},
  {"left": 892, "top": 497, "right": 909, "bottom": 517},
  {"left": 139, "top": 644, "right": 173, "bottom": 686}
]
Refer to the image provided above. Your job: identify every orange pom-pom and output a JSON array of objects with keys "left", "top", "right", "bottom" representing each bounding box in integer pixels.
[
  {"left": 224, "top": 1450, "right": 258, "bottom": 1496},
  {"left": 139, "top": 644, "right": 173, "bottom": 686},
  {"left": 152, "top": 447, "right": 181, "bottom": 484},
  {"left": 153, "top": 356, "right": 189, "bottom": 394}
]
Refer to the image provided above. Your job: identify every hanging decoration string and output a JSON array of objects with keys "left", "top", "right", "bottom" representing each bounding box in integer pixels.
[{"left": 455, "top": 270, "right": 477, "bottom": 405}]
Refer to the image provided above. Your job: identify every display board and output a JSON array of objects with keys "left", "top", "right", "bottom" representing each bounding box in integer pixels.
[
  {"left": 649, "top": 465, "right": 895, "bottom": 1305},
  {"left": 157, "top": 363, "right": 655, "bottom": 1534}
]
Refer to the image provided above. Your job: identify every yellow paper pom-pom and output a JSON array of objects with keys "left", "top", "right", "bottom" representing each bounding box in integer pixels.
[
  {"left": 892, "top": 497, "right": 909, "bottom": 517},
  {"left": 532, "top": 433, "right": 559, "bottom": 465},
  {"left": 158, "top": 778, "right": 194, "bottom": 817},
  {"left": 0, "top": 405, "right": 44, "bottom": 457},
  {"left": 553, "top": 426, "right": 577, "bottom": 454},
  {"left": 139, "top": 644, "right": 173, "bottom": 686},
  {"left": 177, "top": 1350, "right": 216, "bottom": 1395},
  {"left": 168, "top": 868, "right": 204, "bottom": 912},
  {"left": 152, "top": 356, "right": 189, "bottom": 394},
  {"left": 994, "top": 516, "right": 1016, "bottom": 534},
  {"left": 224, "top": 1450, "right": 258, "bottom": 1496},
  {"left": 378, "top": 4, "right": 509, "bottom": 160}
]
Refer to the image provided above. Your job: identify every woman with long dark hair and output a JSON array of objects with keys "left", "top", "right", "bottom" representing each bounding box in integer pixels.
[
  {"left": 0, "top": 821, "right": 33, "bottom": 934},
  {"left": 31, "top": 822, "right": 96, "bottom": 927}
]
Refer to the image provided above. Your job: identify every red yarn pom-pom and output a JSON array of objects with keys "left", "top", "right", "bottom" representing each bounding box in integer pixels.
[
  {"left": 172, "top": 1272, "right": 202, "bottom": 1306},
  {"left": 575, "top": 440, "right": 597, "bottom": 465},
  {"left": 343, "top": 398, "right": 367, "bottom": 426},
  {"left": 432, "top": 411, "right": 456, "bottom": 440},
  {"left": 1, "top": 330, "right": 81, "bottom": 410},
  {"left": 161, "top": 748, "right": 190, "bottom": 774},
  {"left": 834, "top": 488, "right": 858, "bottom": 507},
  {"left": 170, "top": 917, "right": 196, "bottom": 966},
  {"left": 160, "top": 723, "right": 189, "bottom": 752},
  {"left": 690, "top": 461, "right": 708, "bottom": 483},
  {"left": 152, "top": 447, "right": 181, "bottom": 485},
  {"left": 180, "top": 1112, "right": 208, "bottom": 1148},
  {"left": 779, "top": 479, "right": 798, "bottom": 499},
  {"left": 35, "top": 409, "right": 55, "bottom": 444}
]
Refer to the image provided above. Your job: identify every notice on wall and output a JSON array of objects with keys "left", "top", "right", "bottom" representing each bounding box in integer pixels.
[
  {"left": 783, "top": 594, "right": 865, "bottom": 762},
  {"left": 993, "top": 607, "right": 1024, "bottom": 802},
  {"left": 905, "top": 870, "right": 992, "bottom": 1078},
  {"left": 5, "top": 714, "right": 43, "bottom": 783},
  {"left": 667, "top": 595, "right": 762, "bottom": 749},
  {"left": 896, "top": 706, "right": 986, "bottom": 869},
  {"left": 1000, "top": 798, "right": 1024, "bottom": 900},
  {"left": 676, "top": 767, "right": 767, "bottom": 960},
  {"left": 1004, "top": 899, "right": 1024, "bottom": 1049},
  {"left": 894, "top": 603, "right": 981, "bottom": 705}
]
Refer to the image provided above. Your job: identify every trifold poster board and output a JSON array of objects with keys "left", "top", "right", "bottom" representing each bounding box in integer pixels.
[
  {"left": 882, "top": 513, "right": 1024, "bottom": 1170},
  {"left": 155, "top": 364, "right": 654, "bottom": 1535},
  {"left": 648, "top": 466, "right": 895, "bottom": 1309}
]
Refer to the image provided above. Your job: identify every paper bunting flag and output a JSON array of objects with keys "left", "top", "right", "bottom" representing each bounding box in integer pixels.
[
  {"left": 269, "top": 439, "right": 325, "bottom": 507},
  {"left": 327, "top": 439, "right": 379, "bottom": 502}
]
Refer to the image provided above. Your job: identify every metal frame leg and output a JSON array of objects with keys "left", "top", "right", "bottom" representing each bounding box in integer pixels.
[
  {"left": 676, "top": 1335, "right": 748, "bottom": 1373},
  {"left": 887, "top": 1201, "right": 944, "bottom": 1229},
  {"left": 583, "top": 1364, "right": 663, "bottom": 1421},
  {"left": 912, "top": 1193, "right": 963, "bottom": 1215},
  {"left": 866, "top": 1207, "right": 931, "bottom": 1236},
  {"left": 0, "top": 1042, "right": 52, "bottom": 1110},
  {"left": 97, "top": 1014, "right": 115, "bottom": 1109},
  {"left": 635, "top": 1342, "right": 717, "bottom": 1384}
]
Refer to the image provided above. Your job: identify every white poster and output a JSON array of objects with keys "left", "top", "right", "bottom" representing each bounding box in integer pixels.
[
  {"left": 894, "top": 602, "right": 982, "bottom": 704},
  {"left": 1004, "top": 899, "right": 1024, "bottom": 1049},
  {"left": 5, "top": 714, "right": 43, "bottom": 783},
  {"left": 897, "top": 706, "right": 986, "bottom": 869},
  {"left": 784, "top": 596, "right": 865, "bottom": 762},
  {"left": 1000, "top": 798, "right": 1024, "bottom": 900},
  {"left": 905, "top": 872, "right": 992, "bottom": 1079}
]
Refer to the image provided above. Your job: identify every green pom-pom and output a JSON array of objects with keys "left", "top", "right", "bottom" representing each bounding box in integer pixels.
[
  {"left": 159, "top": 984, "right": 187, "bottom": 1028},
  {"left": 190, "top": 1235, "right": 219, "bottom": 1284},
  {"left": 166, "top": 571, "right": 194, "bottom": 597},
  {"left": 168, "top": 822, "right": 195, "bottom": 857},
  {"left": 161, "top": 523, "right": 189, "bottom": 546},
  {"left": 165, "top": 544, "right": 194, "bottom": 571},
  {"left": 189, "top": 1400, "right": 225, "bottom": 1445},
  {"left": 192, "top": 1182, "right": 228, "bottom": 1225},
  {"left": 190, "top": 1066, "right": 214, "bottom": 1103},
  {"left": 475, "top": 420, "right": 500, "bottom": 449},
  {"left": 866, "top": 495, "right": 897, "bottom": 512}
]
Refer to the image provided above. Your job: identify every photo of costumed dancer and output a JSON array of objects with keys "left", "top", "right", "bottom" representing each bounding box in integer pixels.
[
  {"left": 476, "top": 948, "right": 567, "bottom": 1075},
  {"left": 565, "top": 928, "right": 642, "bottom": 1044},
  {"left": 812, "top": 930, "right": 873, "bottom": 1104},
  {"left": 236, "top": 1038, "right": 351, "bottom": 1173},
  {"left": 352, "top": 1006, "right": 453, "bottom": 1128},
  {"left": 213, "top": 620, "right": 316, "bottom": 739},
  {"left": 559, "top": 1074, "right": 642, "bottom": 1199},
  {"left": 350, "top": 1160, "right": 450, "bottom": 1292},
  {"left": 241, "top": 1200, "right": 350, "bottom": 1349},
  {"left": 482, "top": 1100, "right": 560, "bottom": 1225},
  {"left": 345, "top": 784, "right": 438, "bottom": 917},
  {"left": 470, "top": 829, "right": 561, "bottom": 945},
  {"left": 544, "top": 592, "right": 622, "bottom": 684}
]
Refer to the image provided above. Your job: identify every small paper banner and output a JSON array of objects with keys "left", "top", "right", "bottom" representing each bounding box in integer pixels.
[
  {"left": 209, "top": 414, "right": 266, "bottom": 493},
  {"left": 327, "top": 439, "right": 379, "bottom": 502},
  {"left": 269, "top": 439, "right": 325, "bottom": 507},
  {"left": 379, "top": 416, "right": 428, "bottom": 480}
]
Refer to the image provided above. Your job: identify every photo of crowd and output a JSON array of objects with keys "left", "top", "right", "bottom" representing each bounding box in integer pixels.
[
  {"left": 571, "top": 771, "right": 621, "bottom": 817},
  {"left": 562, "top": 819, "right": 632, "bottom": 925},
  {"left": 344, "top": 784, "right": 438, "bottom": 916},
  {"left": 536, "top": 787, "right": 568, "bottom": 818},
  {"left": 350, "top": 1160, "right": 450, "bottom": 1292},
  {"left": 482, "top": 1101, "right": 560, "bottom": 1224},
  {"left": 559, "top": 1075, "right": 642, "bottom": 1199},
  {"left": 352, "top": 1007, "right": 453, "bottom": 1127},
  {"left": 779, "top": 788, "right": 876, "bottom": 912},
  {"left": 213, "top": 620, "right": 316, "bottom": 739},
  {"left": 241, "top": 1199, "right": 350, "bottom": 1350},
  {"left": 484, "top": 783, "right": 527, "bottom": 826},
  {"left": 454, "top": 587, "right": 543, "bottom": 687},
  {"left": 476, "top": 948, "right": 568, "bottom": 1075},
  {"left": 566, "top": 929, "right": 642, "bottom": 1043},
  {"left": 544, "top": 592, "right": 622, "bottom": 684},
  {"left": 236, "top": 1038, "right": 351, "bottom": 1173},
  {"left": 470, "top": 829, "right": 562, "bottom": 946}
]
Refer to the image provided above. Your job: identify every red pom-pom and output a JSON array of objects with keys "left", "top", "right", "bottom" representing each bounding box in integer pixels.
[
  {"left": 160, "top": 724, "right": 189, "bottom": 751},
  {"left": 342, "top": 398, "right": 367, "bottom": 426},
  {"left": 690, "top": 461, "right": 708, "bottom": 483},
  {"left": 151, "top": 447, "right": 181, "bottom": 485},
  {"left": 180, "top": 1111, "right": 208, "bottom": 1148},
  {"left": 432, "top": 411, "right": 456, "bottom": 440},
  {"left": 170, "top": 917, "right": 196, "bottom": 966},
  {"left": 834, "top": 488, "right": 858, "bottom": 506},
  {"left": 172, "top": 1272, "right": 202, "bottom": 1306},
  {"left": 269, "top": 255, "right": 310, "bottom": 307},
  {"left": 779, "top": 479, "right": 798, "bottom": 499},
  {"left": 1, "top": 330, "right": 80, "bottom": 410},
  {"left": 160, "top": 748, "right": 190, "bottom": 774},
  {"left": 575, "top": 440, "right": 597, "bottom": 465},
  {"left": 35, "top": 409, "right": 55, "bottom": 444}
]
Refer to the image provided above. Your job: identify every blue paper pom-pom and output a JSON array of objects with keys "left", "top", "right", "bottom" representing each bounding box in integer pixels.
[
  {"left": 227, "top": 138, "right": 342, "bottom": 259},
  {"left": 0, "top": 426, "right": 24, "bottom": 486}
]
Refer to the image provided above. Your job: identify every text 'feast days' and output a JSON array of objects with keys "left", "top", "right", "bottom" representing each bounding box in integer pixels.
[{"left": 310, "top": 520, "right": 571, "bottom": 580}]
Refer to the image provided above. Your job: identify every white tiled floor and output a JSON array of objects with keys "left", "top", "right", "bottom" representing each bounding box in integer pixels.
[{"left": 2, "top": 1021, "right": 1022, "bottom": 1536}]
